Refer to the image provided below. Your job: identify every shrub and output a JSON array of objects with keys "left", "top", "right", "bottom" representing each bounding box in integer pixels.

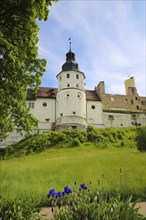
[
  {"left": 63, "top": 130, "right": 87, "bottom": 143},
  {"left": 136, "top": 127, "right": 146, "bottom": 152},
  {"left": 49, "top": 132, "right": 67, "bottom": 146},
  {"left": 87, "top": 127, "right": 106, "bottom": 143},
  {"left": 69, "top": 138, "right": 80, "bottom": 147},
  {"left": 0, "top": 127, "right": 140, "bottom": 159},
  {"left": 0, "top": 197, "right": 39, "bottom": 220}
]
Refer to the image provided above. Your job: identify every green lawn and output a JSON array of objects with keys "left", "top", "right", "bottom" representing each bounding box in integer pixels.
[{"left": 1, "top": 145, "right": 146, "bottom": 204}]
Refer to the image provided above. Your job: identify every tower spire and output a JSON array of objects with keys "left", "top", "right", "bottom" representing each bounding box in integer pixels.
[
  {"left": 62, "top": 38, "right": 79, "bottom": 71},
  {"left": 69, "top": 37, "right": 71, "bottom": 51}
]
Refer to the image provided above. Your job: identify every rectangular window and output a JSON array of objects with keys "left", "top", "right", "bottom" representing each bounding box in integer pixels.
[
  {"left": 136, "top": 106, "right": 139, "bottom": 110},
  {"left": 131, "top": 100, "right": 133, "bottom": 104},
  {"left": 60, "top": 76, "right": 62, "bottom": 81},
  {"left": 67, "top": 74, "right": 70, "bottom": 78},
  {"left": 76, "top": 74, "right": 79, "bottom": 79},
  {"left": 28, "top": 103, "right": 34, "bottom": 109}
]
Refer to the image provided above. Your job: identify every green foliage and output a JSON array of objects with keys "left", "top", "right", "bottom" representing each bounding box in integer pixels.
[
  {"left": 1, "top": 126, "right": 141, "bottom": 159},
  {"left": 48, "top": 184, "right": 144, "bottom": 220},
  {"left": 0, "top": 197, "right": 40, "bottom": 220},
  {"left": 63, "top": 129, "right": 87, "bottom": 143},
  {"left": 136, "top": 127, "right": 146, "bottom": 152},
  {"left": 0, "top": 0, "right": 57, "bottom": 140},
  {"left": 69, "top": 138, "right": 81, "bottom": 147},
  {"left": 49, "top": 131, "right": 67, "bottom": 146}
]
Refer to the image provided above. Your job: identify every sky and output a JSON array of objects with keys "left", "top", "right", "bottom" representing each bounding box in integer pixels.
[{"left": 37, "top": 0, "right": 145, "bottom": 96}]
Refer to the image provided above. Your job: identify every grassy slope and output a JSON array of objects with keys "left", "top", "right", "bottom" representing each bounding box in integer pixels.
[{"left": 1, "top": 145, "right": 146, "bottom": 204}]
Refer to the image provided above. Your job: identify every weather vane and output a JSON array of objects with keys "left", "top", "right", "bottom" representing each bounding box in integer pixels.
[{"left": 69, "top": 37, "right": 71, "bottom": 51}]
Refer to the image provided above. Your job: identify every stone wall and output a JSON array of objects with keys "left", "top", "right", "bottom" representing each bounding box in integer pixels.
[
  {"left": 96, "top": 81, "right": 146, "bottom": 112},
  {"left": 103, "top": 110, "right": 146, "bottom": 128}
]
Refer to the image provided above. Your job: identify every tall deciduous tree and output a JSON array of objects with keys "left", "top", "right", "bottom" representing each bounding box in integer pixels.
[{"left": 0, "top": 0, "right": 57, "bottom": 140}]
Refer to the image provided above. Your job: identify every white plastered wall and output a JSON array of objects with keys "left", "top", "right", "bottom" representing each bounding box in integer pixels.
[
  {"left": 87, "top": 100, "right": 104, "bottom": 127},
  {"left": 26, "top": 98, "right": 56, "bottom": 130},
  {"left": 57, "top": 70, "right": 85, "bottom": 91}
]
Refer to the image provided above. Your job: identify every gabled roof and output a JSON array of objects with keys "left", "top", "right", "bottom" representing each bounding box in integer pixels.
[{"left": 27, "top": 87, "right": 101, "bottom": 101}]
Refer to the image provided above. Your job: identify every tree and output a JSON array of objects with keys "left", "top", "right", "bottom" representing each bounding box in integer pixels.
[{"left": 0, "top": 0, "right": 57, "bottom": 140}]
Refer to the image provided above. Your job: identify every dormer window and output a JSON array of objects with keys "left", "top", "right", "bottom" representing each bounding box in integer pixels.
[{"left": 67, "top": 73, "right": 70, "bottom": 78}]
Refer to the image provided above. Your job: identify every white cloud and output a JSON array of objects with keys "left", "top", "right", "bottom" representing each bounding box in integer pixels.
[{"left": 37, "top": 0, "right": 145, "bottom": 96}]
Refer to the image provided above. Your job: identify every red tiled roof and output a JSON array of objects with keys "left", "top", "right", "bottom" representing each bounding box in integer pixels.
[
  {"left": 27, "top": 87, "right": 58, "bottom": 100},
  {"left": 27, "top": 87, "right": 101, "bottom": 101},
  {"left": 37, "top": 87, "right": 58, "bottom": 98},
  {"left": 86, "top": 90, "right": 101, "bottom": 101}
]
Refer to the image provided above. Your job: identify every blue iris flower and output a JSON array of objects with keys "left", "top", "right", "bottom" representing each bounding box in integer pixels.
[
  {"left": 47, "top": 189, "right": 56, "bottom": 198},
  {"left": 80, "top": 183, "right": 87, "bottom": 190},
  {"left": 64, "top": 186, "right": 72, "bottom": 194},
  {"left": 55, "top": 192, "right": 64, "bottom": 198}
]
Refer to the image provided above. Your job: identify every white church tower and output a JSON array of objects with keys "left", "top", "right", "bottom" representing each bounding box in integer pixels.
[{"left": 55, "top": 42, "right": 87, "bottom": 130}]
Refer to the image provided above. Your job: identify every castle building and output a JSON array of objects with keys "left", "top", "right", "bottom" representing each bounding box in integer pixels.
[
  {"left": 1, "top": 48, "right": 146, "bottom": 147},
  {"left": 27, "top": 47, "right": 104, "bottom": 132}
]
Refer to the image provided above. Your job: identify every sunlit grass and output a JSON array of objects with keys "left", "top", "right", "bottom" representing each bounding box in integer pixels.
[{"left": 1, "top": 145, "right": 146, "bottom": 204}]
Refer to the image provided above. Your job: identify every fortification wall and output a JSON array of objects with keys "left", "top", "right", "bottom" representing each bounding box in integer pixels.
[{"left": 103, "top": 111, "right": 146, "bottom": 128}]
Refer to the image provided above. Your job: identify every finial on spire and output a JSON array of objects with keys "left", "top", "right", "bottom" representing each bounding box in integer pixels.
[{"left": 69, "top": 37, "right": 71, "bottom": 51}]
